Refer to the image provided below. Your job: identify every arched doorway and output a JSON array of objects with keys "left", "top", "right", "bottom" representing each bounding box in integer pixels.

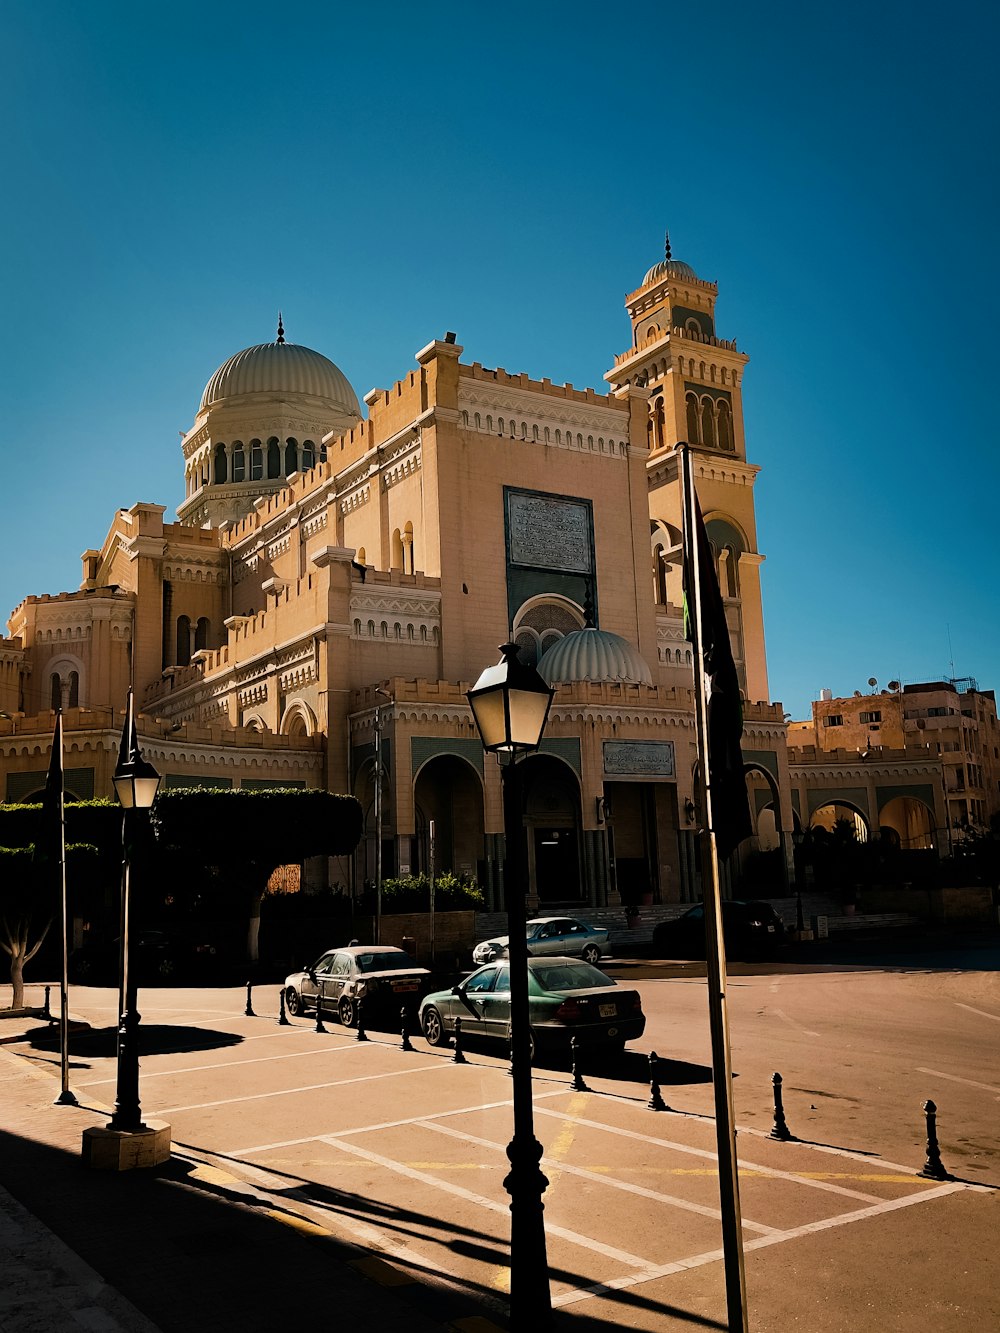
[
  {"left": 810, "top": 802, "right": 870, "bottom": 841},
  {"left": 518, "top": 754, "right": 583, "bottom": 905},
  {"left": 879, "top": 795, "right": 935, "bottom": 850},
  {"left": 413, "top": 754, "right": 485, "bottom": 879}
]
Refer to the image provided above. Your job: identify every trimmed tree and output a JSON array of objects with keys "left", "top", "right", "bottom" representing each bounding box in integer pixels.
[{"left": 151, "top": 788, "right": 363, "bottom": 962}]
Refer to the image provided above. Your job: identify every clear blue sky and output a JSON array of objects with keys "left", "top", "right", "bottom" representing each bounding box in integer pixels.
[{"left": 2, "top": 1, "right": 997, "bottom": 720}]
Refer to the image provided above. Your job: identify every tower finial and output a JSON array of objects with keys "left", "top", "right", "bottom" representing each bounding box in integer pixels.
[
  {"left": 276, "top": 312, "right": 285, "bottom": 344},
  {"left": 664, "top": 230, "right": 672, "bottom": 262}
]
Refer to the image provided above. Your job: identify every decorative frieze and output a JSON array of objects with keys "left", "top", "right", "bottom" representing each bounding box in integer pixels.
[{"left": 458, "top": 384, "right": 629, "bottom": 456}]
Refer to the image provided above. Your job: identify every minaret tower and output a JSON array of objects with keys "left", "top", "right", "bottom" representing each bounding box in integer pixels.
[{"left": 605, "top": 235, "right": 769, "bottom": 705}]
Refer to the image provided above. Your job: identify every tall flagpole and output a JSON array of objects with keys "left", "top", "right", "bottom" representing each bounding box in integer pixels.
[
  {"left": 54, "top": 711, "right": 76, "bottom": 1106},
  {"left": 678, "top": 441, "right": 748, "bottom": 1331}
]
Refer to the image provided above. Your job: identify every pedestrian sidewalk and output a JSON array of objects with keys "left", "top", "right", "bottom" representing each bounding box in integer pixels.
[{"left": 0, "top": 1009, "right": 492, "bottom": 1333}]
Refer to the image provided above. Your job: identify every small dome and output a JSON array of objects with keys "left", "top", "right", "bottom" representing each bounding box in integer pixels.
[
  {"left": 537, "top": 628, "right": 653, "bottom": 687},
  {"left": 200, "top": 340, "right": 361, "bottom": 416},
  {"left": 643, "top": 257, "right": 698, "bottom": 286}
]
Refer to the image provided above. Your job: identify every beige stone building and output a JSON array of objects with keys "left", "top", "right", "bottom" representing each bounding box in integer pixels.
[
  {"left": 0, "top": 241, "right": 798, "bottom": 908},
  {"left": 787, "top": 680, "right": 1000, "bottom": 848}
]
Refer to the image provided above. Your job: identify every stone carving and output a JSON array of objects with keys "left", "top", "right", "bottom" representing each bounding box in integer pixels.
[
  {"left": 603, "top": 740, "right": 676, "bottom": 777},
  {"left": 507, "top": 491, "right": 592, "bottom": 573}
]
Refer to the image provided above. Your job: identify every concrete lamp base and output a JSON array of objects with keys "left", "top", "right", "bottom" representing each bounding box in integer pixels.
[{"left": 82, "top": 1121, "right": 171, "bottom": 1171}]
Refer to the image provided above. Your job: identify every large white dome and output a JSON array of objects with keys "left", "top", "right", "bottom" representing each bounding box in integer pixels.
[
  {"left": 199, "top": 339, "right": 361, "bottom": 417},
  {"left": 537, "top": 627, "right": 653, "bottom": 686}
]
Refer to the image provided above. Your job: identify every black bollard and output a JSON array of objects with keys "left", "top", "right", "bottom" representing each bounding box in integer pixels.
[
  {"left": 315, "top": 1001, "right": 327, "bottom": 1034},
  {"left": 356, "top": 995, "right": 368, "bottom": 1042},
  {"left": 919, "top": 1099, "right": 952, "bottom": 1180},
  {"left": 769, "top": 1071, "right": 794, "bottom": 1141},
  {"left": 43, "top": 985, "right": 52, "bottom": 1021},
  {"left": 277, "top": 988, "right": 290, "bottom": 1026},
  {"left": 647, "top": 1051, "right": 668, "bottom": 1112},
  {"left": 400, "top": 1005, "right": 413, "bottom": 1052},
  {"left": 452, "top": 1015, "right": 467, "bottom": 1064},
  {"left": 506, "top": 1023, "right": 514, "bottom": 1077},
  {"left": 570, "top": 1037, "right": 590, "bottom": 1093},
  {"left": 245, "top": 981, "right": 255, "bottom": 1018}
]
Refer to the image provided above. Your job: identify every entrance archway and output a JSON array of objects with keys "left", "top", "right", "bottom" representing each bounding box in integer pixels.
[
  {"left": 880, "top": 795, "right": 935, "bottom": 850},
  {"left": 519, "top": 754, "right": 583, "bottom": 904},
  {"left": 413, "top": 754, "right": 485, "bottom": 879}
]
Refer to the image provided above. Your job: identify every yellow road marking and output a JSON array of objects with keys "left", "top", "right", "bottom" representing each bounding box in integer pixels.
[
  {"left": 188, "top": 1165, "right": 240, "bottom": 1187},
  {"left": 350, "top": 1256, "right": 413, "bottom": 1287},
  {"left": 266, "top": 1209, "right": 332, "bottom": 1237},
  {"left": 586, "top": 1166, "right": 918, "bottom": 1183}
]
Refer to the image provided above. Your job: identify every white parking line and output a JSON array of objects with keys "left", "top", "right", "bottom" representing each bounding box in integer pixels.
[
  {"left": 232, "top": 1088, "right": 571, "bottom": 1158},
  {"left": 155, "top": 1061, "right": 448, "bottom": 1115},
  {"left": 954, "top": 1003, "right": 1000, "bottom": 1023},
  {"left": 76, "top": 1040, "right": 362, "bottom": 1086},
  {"left": 419, "top": 1119, "right": 780, "bottom": 1236},
  {"left": 553, "top": 1182, "right": 965, "bottom": 1307},
  {"left": 320, "top": 1135, "right": 659, "bottom": 1271},
  {"left": 771, "top": 1008, "right": 822, "bottom": 1038},
  {"left": 916, "top": 1066, "right": 1000, "bottom": 1096},
  {"left": 532, "top": 1107, "right": 884, "bottom": 1203}
]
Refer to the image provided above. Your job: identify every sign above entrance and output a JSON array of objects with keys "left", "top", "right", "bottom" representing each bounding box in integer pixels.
[
  {"left": 507, "top": 490, "right": 593, "bottom": 574},
  {"left": 603, "top": 740, "right": 675, "bottom": 777}
]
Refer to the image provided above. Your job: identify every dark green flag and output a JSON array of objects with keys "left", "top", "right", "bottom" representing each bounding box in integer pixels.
[{"left": 683, "top": 496, "right": 752, "bottom": 859}]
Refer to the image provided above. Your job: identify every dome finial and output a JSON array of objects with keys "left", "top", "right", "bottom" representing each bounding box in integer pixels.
[
  {"left": 664, "top": 230, "right": 672, "bottom": 262},
  {"left": 276, "top": 312, "right": 285, "bottom": 345}
]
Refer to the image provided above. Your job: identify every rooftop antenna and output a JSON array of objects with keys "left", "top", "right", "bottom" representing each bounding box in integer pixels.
[
  {"left": 947, "top": 624, "right": 955, "bottom": 679},
  {"left": 276, "top": 312, "right": 285, "bottom": 345}
]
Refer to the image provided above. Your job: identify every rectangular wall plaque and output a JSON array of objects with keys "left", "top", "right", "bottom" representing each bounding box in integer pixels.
[
  {"left": 603, "top": 740, "right": 675, "bottom": 777},
  {"left": 507, "top": 490, "right": 593, "bottom": 573}
]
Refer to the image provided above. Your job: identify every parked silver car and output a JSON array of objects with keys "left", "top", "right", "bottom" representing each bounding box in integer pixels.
[
  {"left": 472, "top": 916, "right": 609, "bottom": 966},
  {"left": 284, "top": 945, "right": 430, "bottom": 1027}
]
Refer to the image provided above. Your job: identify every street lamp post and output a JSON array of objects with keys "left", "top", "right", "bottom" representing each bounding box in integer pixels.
[
  {"left": 82, "top": 693, "right": 171, "bottom": 1169},
  {"left": 109, "top": 693, "right": 162, "bottom": 1133},
  {"left": 468, "top": 643, "right": 554, "bottom": 1324}
]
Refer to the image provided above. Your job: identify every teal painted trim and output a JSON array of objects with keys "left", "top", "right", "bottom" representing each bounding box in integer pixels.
[
  {"left": 164, "top": 775, "right": 233, "bottom": 790},
  {"left": 682, "top": 383, "right": 732, "bottom": 405},
  {"left": 744, "top": 750, "right": 778, "bottom": 784},
  {"left": 411, "top": 736, "right": 485, "bottom": 778},
  {"left": 876, "top": 783, "right": 935, "bottom": 809},
  {"left": 538, "top": 737, "right": 581, "bottom": 776},
  {"left": 240, "top": 778, "right": 306, "bottom": 790},
  {"left": 6, "top": 767, "right": 95, "bottom": 802},
  {"left": 673, "top": 306, "right": 715, "bottom": 338},
  {"left": 806, "top": 787, "right": 868, "bottom": 815}
]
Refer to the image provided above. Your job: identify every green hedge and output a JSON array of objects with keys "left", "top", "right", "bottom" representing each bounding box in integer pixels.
[{"left": 372, "top": 872, "right": 484, "bottom": 914}]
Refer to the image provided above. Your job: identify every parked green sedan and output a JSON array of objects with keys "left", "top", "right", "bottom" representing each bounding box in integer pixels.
[{"left": 418, "top": 956, "right": 645, "bottom": 1060}]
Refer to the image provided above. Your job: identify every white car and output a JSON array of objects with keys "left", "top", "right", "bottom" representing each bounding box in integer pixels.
[{"left": 472, "top": 916, "right": 609, "bottom": 967}]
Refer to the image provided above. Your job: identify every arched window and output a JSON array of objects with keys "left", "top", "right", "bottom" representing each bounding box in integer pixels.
[
  {"left": 50, "top": 673, "right": 62, "bottom": 711},
  {"left": 232, "top": 443, "right": 246, "bottom": 482},
  {"left": 685, "top": 393, "right": 700, "bottom": 444},
  {"left": 176, "top": 615, "right": 191, "bottom": 666},
  {"left": 403, "top": 521, "right": 414, "bottom": 574},
  {"left": 717, "top": 399, "right": 733, "bottom": 452},
  {"left": 195, "top": 617, "right": 210, "bottom": 651},
  {"left": 319, "top": 442, "right": 328, "bottom": 463},
  {"left": 302, "top": 440, "right": 315, "bottom": 470},
  {"left": 701, "top": 397, "right": 717, "bottom": 449},
  {"left": 267, "top": 438, "right": 281, "bottom": 478},
  {"left": 214, "top": 443, "right": 228, "bottom": 484},
  {"left": 368, "top": 620, "right": 376, "bottom": 637},
  {"left": 654, "top": 399, "right": 666, "bottom": 450},
  {"left": 420, "top": 625, "right": 427, "bottom": 641},
  {"left": 391, "top": 528, "right": 403, "bottom": 570},
  {"left": 285, "top": 438, "right": 298, "bottom": 474},
  {"left": 250, "top": 440, "right": 263, "bottom": 481},
  {"left": 68, "top": 671, "right": 79, "bottom": 708}
]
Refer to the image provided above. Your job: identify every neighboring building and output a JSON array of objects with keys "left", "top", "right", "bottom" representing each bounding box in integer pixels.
[{"left": 787, "top": 680, "right": 1000, "bottom": 846}]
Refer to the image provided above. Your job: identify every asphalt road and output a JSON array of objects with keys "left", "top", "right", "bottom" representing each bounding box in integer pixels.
[{"left": 2, "top": 939, "right": 997, "bottom": 1332}]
